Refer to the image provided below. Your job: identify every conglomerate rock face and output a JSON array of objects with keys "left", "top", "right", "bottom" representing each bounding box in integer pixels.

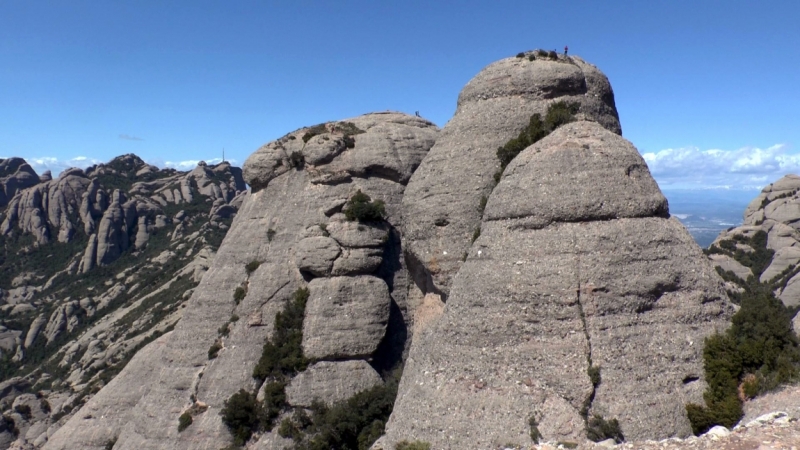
[
  {"left": 378, "top": 121, "right": 733, "bottom": 449},
  {"left": 401, "top": 53, "right": 622, "bottom": 298},
  {"left": 42, "top": 112, "right": 438, "bottom": 450}
]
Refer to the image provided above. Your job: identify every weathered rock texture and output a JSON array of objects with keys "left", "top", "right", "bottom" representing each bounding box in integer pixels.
[
  {"left": 708, "top": 174, "right": 800, "bottom": 307},
  {"left": 402, "top": 53, "right": 622, "bottom": 297},
  {"left": 0, "top": 155, "right": 244, "bottom": 449},
  {"left": 42, "top": 112, "right": 438, "bottom": 450},
  {"left": 379, "top": 121, "right": 733, "bottom": 448}
]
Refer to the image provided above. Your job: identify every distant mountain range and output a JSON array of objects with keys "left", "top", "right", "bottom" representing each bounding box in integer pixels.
[{"left": 663, "top": 188, "right": 758, "bottom": 247}]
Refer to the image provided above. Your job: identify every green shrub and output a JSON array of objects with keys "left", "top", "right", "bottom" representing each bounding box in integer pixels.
[
  {"left": 544, "top": 101, "right": 580, "bottom": 131},
  {"left": 253, "top": 288, "right": 310, "bottom": 383},
  {"left": 516, "top": 52, "right": 525, "bottom": 58},
  {"left": 300, "top": 367, "right": 403, "bottom": 450},
  {"left": 278, "top": 408, "right": 312, "bottom": 442},
  {"left": 586, "top": 414, "right": 624, "bottom": 443},
  {"left": 548, "top": 50, "right": 558, "bottom": 59},
  {"left": 289, "top": 151, "right": 305, "bottom": 169},
  {"left": 528, "top": 415, "right": 542, "bottom": 443},
  {"left": 302, "top": 124, "right": 328, "bottom": 143},
  {"left": 218, "top": 323, "right": 230, "bottom": 337},
  {"left": 495, "top": 101, "right": 579, "bottom": 175},
  {"left": 395, "top": 441, "right": 431, "bottom": 450},
  {"left": 104, "top": 438, "right": 117, "bottom": 450},
  {"left": 220, "top": 389, "right": 262, "bottom": 446},
  {"left": 233, "top": 286, "right": 246, "bottom": 304},
  {"left": 686, "top": 284, "right": 800, "bottom": 434},
  {"left": 588, "top": 365, "right": 601, "bottom": 387},
  {"left": 13, "top": 404, "right": 31, "bottom": 420},
  {"left": 478, "top": 195, "right": 488, "bottom": 214},
  {"left": 178, "top": 411, "right": 193, "bottom": 432},
  {"left": 261, "top": 381, "right": 287, "bottom": 431},
  {"left": 471, "top": 226, "right": 481, "bottom": 243},
  {"left": 343, "top": 190, "right": 386, "bottom": 222},
  {"left": 528, "top": 55, "right": 535, "bottom": 61},
  {"left": 267, "top": 228, "right": 276, "bottom": 242},
  {"left": 208, "top": 341, "right": 222, "bottom": 359},
  {"left": 230, "top": 314, "right": 239, "bottom": 322},
  {"left": 535, "top": 49, "right": 548, "bottom": 57},
  {"left": 245, "top": 260, "right": 261, "bottom": 274}
]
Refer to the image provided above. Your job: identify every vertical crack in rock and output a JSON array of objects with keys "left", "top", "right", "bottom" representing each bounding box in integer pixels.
[{"left": 574, "top": 232, "right": 596, "bottom": 427}]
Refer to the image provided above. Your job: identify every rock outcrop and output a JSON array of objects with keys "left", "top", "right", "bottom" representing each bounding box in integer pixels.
[
  {"left": 707, "top": 174, "right": 800, "bottom": 307},
  {"left": 42, "top": 112, "right": 438, "bottom": 450},
  {"left": 378, "top": 61, "right": 732, "bottom": 447},
  {"left": 0, "top": 155, "right": 245, "bottom": 449},
  {"left": 0, "top": 158, "right": 40, "bottom": 209},
  {"left": 15, "top": 52, "right": 743, "bottom": 450},
  {"left": 402, "top": 52, "right": 622, "bottom": 297}
]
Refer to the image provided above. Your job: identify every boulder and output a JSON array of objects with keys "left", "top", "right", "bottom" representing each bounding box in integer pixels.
[
  {"left": 331, "top": 248, "right": 384, "bottom": 276},
  {"left": 302, "top": 276, "right": 391, "bottom": 360},
  {"left": 285, "top": 360, "right": 382, "bottom": 407},
  {"left": 295, "top": 237, "right": 341, "bottom": 277}
]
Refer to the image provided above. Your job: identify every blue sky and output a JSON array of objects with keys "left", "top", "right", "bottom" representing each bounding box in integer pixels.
[{"left": 1, "top": 0, "right": 799, "bottom": 191}]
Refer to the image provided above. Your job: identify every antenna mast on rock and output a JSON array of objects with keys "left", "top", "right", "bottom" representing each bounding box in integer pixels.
[{"left": 223, "top": 148, "right": 225, "bottom": 163}]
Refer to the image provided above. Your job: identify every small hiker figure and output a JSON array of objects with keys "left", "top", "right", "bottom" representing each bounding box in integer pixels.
[
  {"left": 564, "top": 45, "right": 568, "bottom": 56},
  {"left": 415, "top": 111, "right": 420, "bottom": 117}
]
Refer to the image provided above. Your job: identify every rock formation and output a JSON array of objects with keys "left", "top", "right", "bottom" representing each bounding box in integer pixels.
[
  {"left": 402, "top": 52, "right": 622, "bottom": 297},
  {"left": 42, "top": 112, "right": 438, "bottom": 450},
  {"left": 0, "top": 155, "right": 245, "bottom": 449},
  {"left": 708, "top": 174, "right": 800, "bottom": 307},
  {"left": 8, "top": 51, "right": 741, "bottom": 450}
]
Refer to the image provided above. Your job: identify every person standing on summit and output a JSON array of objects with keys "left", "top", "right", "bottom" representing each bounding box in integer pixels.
[{"left": 564, "top": 45, "right": 568, "bottom": 56}]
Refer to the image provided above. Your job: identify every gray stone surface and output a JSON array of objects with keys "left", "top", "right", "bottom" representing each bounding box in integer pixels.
[
  {"left": 302, "top": 276, "right": 391, "bottom": 360},
  {"left": 485, "top": 121, "right": 667, "bottom": 225},
  {"left": 402, "top": 54, "right": 622, "bottom": 296},
  {"left": 43, "top": 112, "right": 436, "bottom": 450},
  {"left": 709, "top": 254, "right": 752, "bottom": 281},
  {"left": 761, "top": 246, "right": 800, "bottom": 283},
  {"left": 331, "top": 248, "right": 384, "bottom": 276},
  {"left": 285, "top": 360, "right": 382, "bottom": 407},
  {"left": 382, "top": 114, "right": 732, "bottom": 448},
  {"left": 295, "top": 236, "right": 341, "bottom": 277}
]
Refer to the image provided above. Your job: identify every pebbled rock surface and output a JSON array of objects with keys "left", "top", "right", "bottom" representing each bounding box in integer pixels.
[
  {"left": 42, "top": 112, "right": 438, "bottom": 450},
  {"left": 402, "top": 52, "right": 622, "bottom": 297},
  {"left": 285, "top": 360, "right": 382, "bottom": 407},
  {"left": 380, "top": 121, "right": 733, "bottom": 449}
]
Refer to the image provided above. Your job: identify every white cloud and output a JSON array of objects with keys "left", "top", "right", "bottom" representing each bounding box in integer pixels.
[
  {"left": 641, "top": 144, "right": 800, "bottom": 189},
  {"left": 22, "top": 156, "right": 103, "bottom": 177},
  {"left": 162, "top": 157, "right": 226, "bottom": 170}
]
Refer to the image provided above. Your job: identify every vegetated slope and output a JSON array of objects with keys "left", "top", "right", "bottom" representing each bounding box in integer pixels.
[
  {"left": 41, "top": 112, "right": 439, "bottom": 450},
  {"left": 0, "top": 155, "right": 245, "bottom": 449},
  {"left": 708, "top": 174, "right": 800, "bottom": 308}
]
